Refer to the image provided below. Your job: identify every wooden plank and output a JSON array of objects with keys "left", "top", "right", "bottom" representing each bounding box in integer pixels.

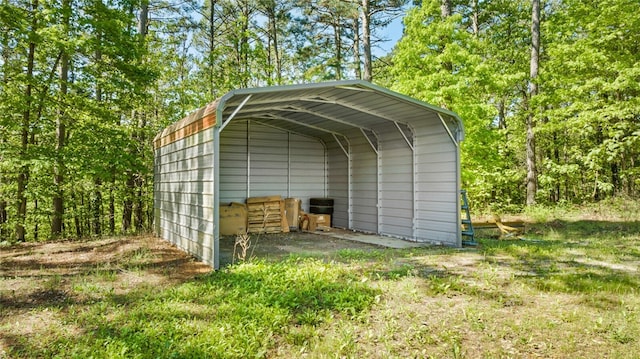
[
  {"left": 280, "top": 199, "right": 289, "bottom": 233},
  {"left": 246, "top": 195, "right": 282, "bottom": 204},
  {"left": 247, "top": 202, "right": 281, "bottom": 210}
]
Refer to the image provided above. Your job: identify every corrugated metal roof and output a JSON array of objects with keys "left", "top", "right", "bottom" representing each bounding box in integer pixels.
[{"left": 215, "top": 80, "right": 465, "bottom": 144}]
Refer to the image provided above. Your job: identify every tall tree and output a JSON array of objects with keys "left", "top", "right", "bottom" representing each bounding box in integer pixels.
[
  {"left": 526, "top": 0, "right": 540, "bottom": 205},
  {"left": 16, "top": 0, "right": 39, "bottom": 241},
  {"left": 52, "top": 0, "right": 71, "bottom": 237},
  {"left": 361, "top": 0, "right": 371, "bottom": 81}
]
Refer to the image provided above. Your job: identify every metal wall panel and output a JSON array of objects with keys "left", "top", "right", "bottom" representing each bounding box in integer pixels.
[
  {"left": 409, "top": 114, "right": 459, "bottom": 246},
  {"left": 348, "top": 130, "right": 378, "bottom": 233},
  {"left": 326, "top": 137, "right": 349, "bottom": 228},
  {"left": 249, "top": 124, "right": 289, "bottom": 196},
  {"left": 378, "top": 123, "right": 414, "bottom": 239},
  {"left": 219, "top": 120, "right": 326, "bottom": 208},
  {"left": 154, "top": 128, "right": 215, "bottom": 265},
  {"left": 219, "top": 121, "right": 248, "bottom": 203},
  {"left": 289, "top": 132, "right": 326, "bottom": 211}
]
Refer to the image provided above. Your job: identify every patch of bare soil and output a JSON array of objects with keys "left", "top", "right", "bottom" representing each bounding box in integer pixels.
[
  {"left": 0, "top": 235, "right": 211, "bottom": 316},
  {"left": 219, "top": 230, "right": 383, "bottom": 265}
]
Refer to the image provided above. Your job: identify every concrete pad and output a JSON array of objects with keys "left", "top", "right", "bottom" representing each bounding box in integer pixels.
[{"left": 315, "top": 229, "right": 432, "bottom": 249}]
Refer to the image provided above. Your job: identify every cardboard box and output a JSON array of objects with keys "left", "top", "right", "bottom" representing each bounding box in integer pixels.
[
  {"left": 307, "top": 213, "right": 331, "bottom": 232},
  {"left": 220, "top": 202, "right": 248, "bottom": 235},
  {"left": 284, "top": 198, "right": 301, "bottom": 230}
]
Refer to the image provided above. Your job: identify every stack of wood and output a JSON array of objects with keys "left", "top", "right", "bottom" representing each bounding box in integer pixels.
[{"left": 246, "top": 195, "right": 289, "bottom": 234}]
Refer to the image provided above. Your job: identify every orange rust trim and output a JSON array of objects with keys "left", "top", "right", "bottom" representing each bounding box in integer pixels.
[{"left": 153, "top": 112, "right": 216, "bottom": 149}]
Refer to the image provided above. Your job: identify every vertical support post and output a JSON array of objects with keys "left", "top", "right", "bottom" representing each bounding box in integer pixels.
[
  {"left": 213, "top": 127, "right": 220, "bottom": 270},
  {"left": 348, "top": 143, "right": 353, "bottom": 230},
  {"left": 412, "top": 138, "right": 417, "bottom": 241},
  {"left": 246, "top": 121, "right": 251, "bottom": 199},
  {"left": 377, "top": 149, "right": 382, "bottom": 234},
  {"left": 287, "top": 131, "right": 291, "bottom": 197}
]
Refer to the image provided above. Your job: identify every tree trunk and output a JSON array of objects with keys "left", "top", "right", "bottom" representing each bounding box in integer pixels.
[
  {"left": 441, "top": 0, "right": 451, "bottom": 18},
  {"left": 16, "top": 0, "right": 38, "bottom": 242},
  {"left": 209, "top": 0, "right": 216, "bottom": 97},
  {"left": 471, "top": 0, "right": 479, "bottom": 36},
  {"left": 1, "top": 3, "right": 9, "bottom": 240},
  {"left": 92, "top": 178, "right": 102, "bottom": 235},
  {"left": 134, "top": 176, "right": 144, "bottom": 232},
  {"left": 122, "top": 174, "right": 134, "bottom": 233},
  {"left": 333, "top": 22, "right": 342, "bottom": 80},
  {"left": 109, "top": 184, "right": 115, "bottom": 234},
  {"left": 526, "top": 0, "right": 540, "bottom": 206},
  {"left": 361, "top": 0, "right": 372, "bottom": 82},
  {"left": 353, "top": 15, "right": 361, "bottom": 80},
  {"left": 269, "top": 6, "right": 281, "bottom": 85},
  {"left": 71, "top": 192, "right": 81, "bottom": 237},
  {"left": 0, "top": 200, "right": 6, "bottom": 240},
  {"left": 52, "top": 0, "right": 70, "bottom": 237}
]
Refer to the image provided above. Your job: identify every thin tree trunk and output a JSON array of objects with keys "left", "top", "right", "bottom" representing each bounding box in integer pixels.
[
  {"left": 109, "top": 184, "right": 115, "bottom": 234},
  {"left": 93, "top": 178, "right": 102, "bottom": 235},
  {"left": 209, "top": 0, "right": 216, "bottom": 97},
  {"left": 134, "top": 176, "right": 144, "bottom": 232},
  {"left": 122, "top": 174, "right": 134, "bottom": 233},
  {"left": 71, "top": 192, "right": 81, "bottom": 237},
  {"left": 0, "top": 200, "right": 6, "bottom": 240},
  {"left": 441, "top": 0, "right": 451, "bottom": 18},
  {"left": 362, "top": 0, "right": 372, "bottom": 82},
  {"left": 333, "top": 22, "right": 342, "bottom": 80},
  {"left": 52, "top": 0, "right": 70, "bottom": 237},
  {"left": 269, "top": 6, "right": 281, "bottom": 85},
  {"left": 471, "top": 0, "right": 479, "bottom": 36},
  {"left": 0, "top": 13, "right": 8, "bottom": 241},
  {"left": 16, "top": 0, "right": 38, "bottom": 242},
  {"left": 353, "top": 15, "right": 361, "bottom": 80},
  {"left": 526, "top": 0, "right": 540, "bottom": 206}
]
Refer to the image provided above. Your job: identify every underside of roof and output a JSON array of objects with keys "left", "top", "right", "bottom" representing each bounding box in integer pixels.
[
  {"left": 154, "top": 80, "right": 465, "bottom": 149},
  {"left": 215, "top": 80, "right": 464, "bottom": 144}
]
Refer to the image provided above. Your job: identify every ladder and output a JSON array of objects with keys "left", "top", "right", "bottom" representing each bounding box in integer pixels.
[{"left": 460, "top": 189, "right": 476, "bottom": 245}]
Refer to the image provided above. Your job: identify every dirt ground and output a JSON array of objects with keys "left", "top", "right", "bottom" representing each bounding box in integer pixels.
[
  {"left": 219, "top": 230, "right": 384, "bottom": 265},
  {"left": 0, "top": 231, "right": 381, "bottom": 308}
]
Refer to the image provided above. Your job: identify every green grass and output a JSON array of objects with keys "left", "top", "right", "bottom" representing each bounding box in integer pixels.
[{"left": 2, "top": 212, "right": 640, "bottom": 358}]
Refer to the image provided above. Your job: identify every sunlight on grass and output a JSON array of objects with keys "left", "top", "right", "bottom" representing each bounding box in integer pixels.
[
  {"left": 4, "top": 215, "right": 640, "bottom": 358},
  {"left": 22, "top": 258, "right": 379, "bottom": 358}
]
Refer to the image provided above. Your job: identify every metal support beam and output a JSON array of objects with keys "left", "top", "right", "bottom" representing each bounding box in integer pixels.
[
  {"left": 251, "top": 113, "right": 346, "bottom": 138},
  {"left": 220, "top": 94, "right": 252, "bottom": 132},
  {"left": 360, "top": 128, "right": 379, "bottom": 154},
  {"left": 394, "top": 121, "right": 414, "bottom": 151},
  {"left": 332, "top": 133, "right": 350, "bottom": 157},
  {"left": 284, "top": 106, "right": 371, "bottom": 131},
  {"left": 437, "top": 113, "right": 459, "bottom": 148}
]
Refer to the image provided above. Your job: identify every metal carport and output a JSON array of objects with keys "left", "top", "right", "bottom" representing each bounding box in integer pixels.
[{"left": 153, "top": 80, "right": 465, "bottom": 269}]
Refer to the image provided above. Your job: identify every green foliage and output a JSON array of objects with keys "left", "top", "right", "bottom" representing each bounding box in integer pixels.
[{"left": 389, "top": 0, "right": 640, "bottom": 210}]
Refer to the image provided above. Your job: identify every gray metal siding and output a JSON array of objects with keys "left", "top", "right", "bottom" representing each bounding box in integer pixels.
[
  {"left": 154, "top": 129, "right": 215, "bottom": 265},
  {"left": 249, "top": 125, "right": 289, "bottom": 195},
  {"left": 379, "top": 125, "right": 414, "bottom": 239},
  {"left": 219, "top": 121, "right": 248, "bottom": 203},
  {"left": 219, "top": 120, "right": 326, "bottom": 208},
  {"left": 348, "top": 131, "right": 378, "bottom": 233},
  {"left": 326, "top": 138, "right": 349, "bottom": 228},
  {"left": 289, "top": 132, "right": 326, "bottom": 211},
  {"left": 410, "top": 116, "right": 459, "bottom": 245}
]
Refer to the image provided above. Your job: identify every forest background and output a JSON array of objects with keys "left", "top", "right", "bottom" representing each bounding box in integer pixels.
[{"left": 0, "top": 0, "right": 638, "bottom": 242}]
